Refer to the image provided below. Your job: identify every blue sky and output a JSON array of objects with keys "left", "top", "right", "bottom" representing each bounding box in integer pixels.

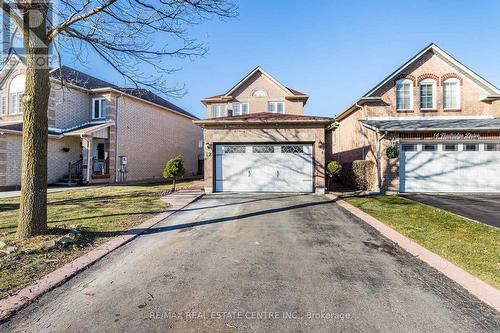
[{"left": 65, "top": 0, "right": 500, "bottom": 118}]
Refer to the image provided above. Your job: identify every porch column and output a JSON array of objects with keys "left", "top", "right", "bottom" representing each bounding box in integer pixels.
[{"left": 81, "top": 135, "right": 93, "bottom": 183}]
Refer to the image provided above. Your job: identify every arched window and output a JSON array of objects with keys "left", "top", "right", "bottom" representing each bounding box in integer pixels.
[
  {"left": 251, "top": 89, "right": 266, "bottom": 97},
  {"left": 443, "top": 78, "right": 460, "bottom": 109},
  {"left": 9, "top": 74, "right": 25, "bottom": 114},
  {"left": 419, "top": 78, "right": 436, "bottom": 110},
  {"left": 395, "top": 79, "right": 413, "bottom": 110}
]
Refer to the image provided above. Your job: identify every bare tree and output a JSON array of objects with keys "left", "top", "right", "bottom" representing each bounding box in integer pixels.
[{"left": 1, "top": 0, "right": 237, "bottom": 238}]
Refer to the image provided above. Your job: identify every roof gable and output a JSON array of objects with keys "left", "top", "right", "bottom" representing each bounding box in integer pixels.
[
  {"left": 364, "top": 43, "right": 500, "bottom": 97},
  {"left": 225, "top": 66, "right": 294, "bottom": 97}
]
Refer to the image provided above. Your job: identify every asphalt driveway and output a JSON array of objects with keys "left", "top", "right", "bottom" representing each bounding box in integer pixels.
[
  {"left": 2, "top": 194, "right": 499, "bottom": 332},
  {"left": 403, "top": 193, "right": 500, "bottom": 228}
]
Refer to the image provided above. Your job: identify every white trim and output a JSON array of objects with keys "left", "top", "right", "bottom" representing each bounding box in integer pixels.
[
  {"left": 419, "top": 78, "right": 437, "bottom": 110},
  {"left": 267, "top": 101, "right": 285, "bottom": 114},
  {"left": 366, "top": 115, "right": 493, "bottom": 120},
  {"left": 232, "top": 102, "right": 249, "bottom": 116},
  {"left": 442, "top": 78, "right": 461, "bottom": 110},
  {"left": 211, "top": 104, "right": 227, "bottom": 118},
  {"left": 224, "top": 66, "right": 294, "bottom": 97},
  {"left": 92, "top": 97, "right": 107, "bottom": 119},
  {"left": 364, "top": 44, "right": 500, "bottom": 97},
  {"left": 395, "top": 78, "right": 413, "bottom": 111}
]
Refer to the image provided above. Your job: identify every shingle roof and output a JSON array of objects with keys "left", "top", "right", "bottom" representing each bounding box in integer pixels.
[
  {"left": 49, "top": 66, "right": 196, "bottom": 119},
  {"left": 194, "top": 112, "right": 333, "bottom": 126},
  {"left": 50, "top": 66, "right": 117, "bottom": 90},
  {"left": 117, "top": 88, "right": 197, "bottom": 119},
  {"left": 0, "top": 123, "right": 62, "bottom": 136},
  {"left": 361, "top": 118, "right": 500, "bottom": 132}
]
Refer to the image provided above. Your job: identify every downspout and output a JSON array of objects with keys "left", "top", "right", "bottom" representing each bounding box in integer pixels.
[
  {"left": 356, "top": 101, "right": 366, "bottom": 159},
  {"left": 114, "top": 95, "right": 120, "bottom": 183},
  {"left": 376, "top": 130, "right": 388, "bottom": 192}
]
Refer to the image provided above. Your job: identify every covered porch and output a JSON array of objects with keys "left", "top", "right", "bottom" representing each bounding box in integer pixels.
[{"left": 65, "top": 121, "right": 114, "bottom": 184}]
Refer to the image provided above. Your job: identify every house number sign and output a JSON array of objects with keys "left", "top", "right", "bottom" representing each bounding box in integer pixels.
[{"left": 432, "top": 132, "right": 481, "bottom": 140}]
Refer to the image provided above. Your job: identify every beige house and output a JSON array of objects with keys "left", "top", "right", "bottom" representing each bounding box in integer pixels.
[
  {"left": 328, "top": 43, "right": 500, "bottom": 193},
  {"left": 0, "top": 55, "right": 202, "bottom": 189},
  {"left": 194, "top": 67, "right": 333, "bottom": 194}
]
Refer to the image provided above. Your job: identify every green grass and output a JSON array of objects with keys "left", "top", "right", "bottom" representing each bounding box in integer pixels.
[
  {"left": 344, "top": 195, "right": 500, "bottom": 289},
  {"left": 0, "top": 181, "right": 192, "bottom": 298}
]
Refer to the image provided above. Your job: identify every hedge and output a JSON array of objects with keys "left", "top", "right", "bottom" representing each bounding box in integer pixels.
[{"left": 340, "top": 160, "right": 376, "bottom": 191}]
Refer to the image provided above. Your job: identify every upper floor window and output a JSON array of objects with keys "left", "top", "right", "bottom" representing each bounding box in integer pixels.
[
  {"left": 268, "top": 101, "right": 284, "bottom": 114},
  {"left": 92, "top": 97, "right": 107, "bottom": 119},
  {"left": 443, "top": 78, "right": 460, "bottom": 109},
  {"left": 9, "top": 74, "right": 25, "bottom": 115},
  {"left": 395, "top": 79, "right": 413, "bottom": 110},
  {"left": 232, "top": 102, "right": 249, "bottom": 116},
  {"left": 419, "top": 78, "right": 436, "bottom": 110},
  {"left": 211, "top": 104, "right": 226, "bottom": 118}
]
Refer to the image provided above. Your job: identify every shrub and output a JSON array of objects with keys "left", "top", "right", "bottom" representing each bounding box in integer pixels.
[
  {"left": 163, "top": 155, "right": 186, "bottom": 191},
  {"left": 326, "top": 161, "right": 342, "bottom": 190},
  {"left": 386, "top": 146, "right": 399, "bottom": 159},
  {"left": 339, "top": 160, "right": 376, "bottom": 191}
]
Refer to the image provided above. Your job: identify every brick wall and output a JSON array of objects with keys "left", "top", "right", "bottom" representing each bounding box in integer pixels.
[
  {"left": 205, "top": 71, "right": 306, "bottom": 117},
  {"left": 202, "top": 126, "right": 326, "bottom": 192},
  {"left": 51, "top": 84, "right": 92, "bottom": 129},
  {"left": 115, "top": 95, "right": 202, "bottom": 182},
  {"left": 366, "top": 51, "right": 495, "bottom": 117},
  {"left": 3, "top": 134, "right": 81, "bottom": 186}
]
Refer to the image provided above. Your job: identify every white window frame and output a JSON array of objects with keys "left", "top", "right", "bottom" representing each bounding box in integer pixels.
[
  {"left": 268, "top": 101, "right": 285, "bottom": 114},
  {"left": 419, "top": 78, "right": 437, "bottom": 110},
  {"left": 211, "top": 104, "right": 227, "bottom": 118},
  {"left": 232, "top": 102, "right": 249, "bottom": 116},
  {"left": 395, "top": 79, "right": 413, "bottom": 111},
  {"left": 9, "top": 92, "right": 23, "bottom": 114},
  {"left": 442, "top": 78, "right": 461, "bottom": 110},
  {"left": 92, "top": 97, "right": 107, "bottom": 119},
  {"left": 0, "top": 96, "right": 6, "bottom": 115}
]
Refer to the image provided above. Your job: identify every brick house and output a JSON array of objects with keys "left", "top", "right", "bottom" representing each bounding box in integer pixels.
[
  {"left": 194, "top": 67, "right": 334, "bottom": 193},
  {"left": 327, "top": 43, "right": 500, "bottom": 193},
  {"left": 0, "top": 55, "right": 202, "bottom": 189}
]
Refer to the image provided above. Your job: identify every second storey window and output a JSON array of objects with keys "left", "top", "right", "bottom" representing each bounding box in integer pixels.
[
  {"left": 92, "top": 98, "right": 107, "bottom": 119},
  {"left": 443, "top": 78, "right": 460, "bottom": 109},
  {"left": 211, "top": 104, "right": 226, "bottom": 118},
  {"left": 9, "top": 74, "right": 25, "bottom": 115},
  {"left": 396, "top": 79, "right": 412, "bottom": 110},
  {"left": 419, "top": 79, "right": 436, "bottom": 110},
  {"left": 232, "top": 102, "right": 249, "bottom": 116},
  {"left": 268, "top": 101, "right": 284, "bottom": 114}
]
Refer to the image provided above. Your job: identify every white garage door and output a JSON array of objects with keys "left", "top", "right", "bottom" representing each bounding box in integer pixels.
[
  {"left": 215, "top": 144, "right": 313, "bottom": 192},
  {"left": 400, "top": 142, "right": 500, "bottom": 192}
]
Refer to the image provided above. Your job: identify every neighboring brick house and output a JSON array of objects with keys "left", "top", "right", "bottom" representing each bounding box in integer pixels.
[
  {"left": 194, "top": 66, "right": 333, "bottom": 193},
  {"left": 0, "top": 55, "right": 202, "bottom": 189},
  {"left": 328, "top": 43, "right": 500, "bottom": 193}
]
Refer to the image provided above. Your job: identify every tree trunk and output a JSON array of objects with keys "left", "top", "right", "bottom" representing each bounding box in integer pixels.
[
  {"left": 17, "top": 3, "right": 51, "bottom": 239},
  {"left": 172, "top": 178, "right": 176, "bottom": 192}
]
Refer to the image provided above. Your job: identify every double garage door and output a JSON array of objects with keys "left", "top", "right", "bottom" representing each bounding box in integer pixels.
[
  {"left": 400, "top": 142, "right": 500, "bottom": 192},
  {"left": 215, "top": 144, "right": 313, "bottom": 192}
]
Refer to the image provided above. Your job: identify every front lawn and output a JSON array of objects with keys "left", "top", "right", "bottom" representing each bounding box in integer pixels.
[
  {"left": 344, "top": 195, "right": 500, "bottom": 289},
  {"left": 0, "top": 181, "right": 192, "bottom": 299}
]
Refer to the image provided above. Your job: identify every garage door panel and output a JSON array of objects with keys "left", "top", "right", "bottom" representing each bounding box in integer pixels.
[
  {"left": 401, "top": 143, "right": 500, "bottom": 193},
  {"left": 215, "top": 144, "right": 313, "bottom": 193}
]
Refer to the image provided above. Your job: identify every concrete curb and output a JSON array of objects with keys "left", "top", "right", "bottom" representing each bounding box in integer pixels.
[
  {"left": 0, "top": 191, "right": 204, "bottom": 321},
  {"left": 327, "top": 194, "right": 500, "bottom": 312}
]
